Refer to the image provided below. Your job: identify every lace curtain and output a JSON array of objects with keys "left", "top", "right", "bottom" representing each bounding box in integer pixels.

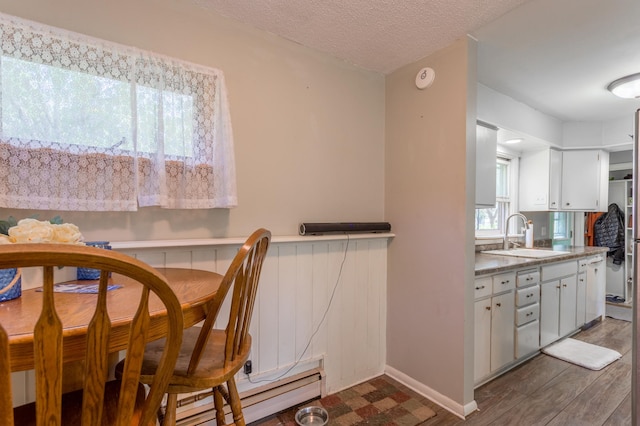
[{"left": 0, "top": 13, "right": 237, "bottom": 211}]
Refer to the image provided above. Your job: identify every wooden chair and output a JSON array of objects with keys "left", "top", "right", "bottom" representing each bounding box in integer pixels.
[
  {"left": 118, "top": 228, "right": 271, "bottom": 425},
  {"left": 0, "top": 243, "right": 183, "bottom": 426}
]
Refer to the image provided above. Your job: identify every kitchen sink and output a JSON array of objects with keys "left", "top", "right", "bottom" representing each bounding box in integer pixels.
[{"left": 481, "top": 248, "right": 572, "bottom": 259}]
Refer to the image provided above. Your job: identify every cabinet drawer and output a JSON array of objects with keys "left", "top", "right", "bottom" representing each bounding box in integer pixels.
[
  {"left": 492, "top": 272, "right": 516, "bottom": 293},
  {"left": 516, "top": 320, "right": 540, "bottom": 358},
  {"left": 474, "top": 276, "right": 492, "bottom": 299},
  {"left": 516, "top": 285, "right": 540, "bottom": 307},
  {"left": 517, "top": 269, "right": 540, "bottom": 287},
  {"left": 541, "top": 261, "right": 577, "bottom": 281},
  {"left": 516, "top": 303, "right": 539, "bottom": 326},
  {"left": 577, "top": 258, "right": 588, "bottom": 273}
]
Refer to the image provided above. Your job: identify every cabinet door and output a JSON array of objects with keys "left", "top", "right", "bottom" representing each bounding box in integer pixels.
[
  {"left": 516, "top": 319, "right": 540, "bottom": 358},
  {"left": 576, "top": 271, "right": 586, "bottom": 327},
  {"left": 519, "top": 149, "right": 551, "bottom": 211},
  {"left": 559, "top": 275, "right": 577, "bottom": 336},
  {"left": 548, "top": 149, "right": 562, "bottom": 210},
  {"left": 540, "top": 280, "right": 560, "bottom": 347},
  {"left": 490, "top": 291, "right": 515, "bottom": 372},
  {"left": 561, "top": 150, "right": 601, "bottom": 210},
  {"left": 474, "top": 298, "right": 492, "bottom": 382},
  {"left": 475, "top": 123, "right": 498, "bottom": 208},
  {"left": 586, "top": 259, "right": 605, "bottom": 322}
]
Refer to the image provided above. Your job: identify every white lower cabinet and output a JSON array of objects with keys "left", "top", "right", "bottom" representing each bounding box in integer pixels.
[
  {"left": 540, "top": 261, "right": 578, "bottom": 347},
  {"left": 559, "top": 276, "right": 578, "bottom": 335},
  {"left": 515, "top": 269, "right": 540, "bottom": 358},
  {"left": 490, "top": 291, "right": 516, "bottom": 370},
  {"left": 474, "top": 273, "right": 515, "bottom": 383},
  {"left": 474, "top": 297, "right": 492, "bottom": 382},
  {"left": 586, "top": 255, "right": 605, "bottom": 323},
  {"left": 475, "top": 254, "right": 606, "bottom": 386},
  {"left": 516, "top": 320, "right": 539, "bottom": 358},
  {"left": 576, "top": 270, "right": 587, "bottom": 326}
]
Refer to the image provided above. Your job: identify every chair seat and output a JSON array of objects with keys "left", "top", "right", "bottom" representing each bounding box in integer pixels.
[
  {"left": 12, "top": 380, "right": 146, "bottom": 426},
  {"left": 118, "top": 327, "right": 251, "bottom": 394}
]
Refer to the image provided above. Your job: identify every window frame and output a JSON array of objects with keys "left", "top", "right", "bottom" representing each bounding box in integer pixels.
[{"left": 475, "top": 149, "right": 520, "bottom": 239}]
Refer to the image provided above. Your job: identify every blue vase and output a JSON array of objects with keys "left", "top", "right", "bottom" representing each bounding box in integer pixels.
[
  {"left": 77, "top": 241, "right": 112, "bottom": 280},
  {"left": 0, "top": 268, "right": 21, "bottom": 301}
]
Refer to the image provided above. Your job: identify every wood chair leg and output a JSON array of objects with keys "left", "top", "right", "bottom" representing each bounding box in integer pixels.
[
  {"left": 227, "top": 378, "right": 245, "bottom": 426},
  {"left": 213, "top": 386, "right": 226, "bottom": 425},
  {"left": 162, "top": 393, "right": 178, "bottom": 426}
]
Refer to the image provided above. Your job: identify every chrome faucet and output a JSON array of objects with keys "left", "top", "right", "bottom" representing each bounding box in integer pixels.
[{"left": 504, "top": 213, "right": 528, "bottom": 250}]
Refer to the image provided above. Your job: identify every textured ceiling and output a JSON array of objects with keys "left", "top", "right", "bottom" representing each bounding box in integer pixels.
[
  {"left": 191, "top": 0, "right": 640, "bottom": 125},
  {"left": 190, "top": 0, "right": 529, "bottom": 74}
]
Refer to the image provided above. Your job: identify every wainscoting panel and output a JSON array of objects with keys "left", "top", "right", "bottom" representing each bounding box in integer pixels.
[
  {"left": 10, "top": 233, "right": 391, "bottom": 419},
  {"left": 114, "top": 235, "right": 389, "bottom": 396}
]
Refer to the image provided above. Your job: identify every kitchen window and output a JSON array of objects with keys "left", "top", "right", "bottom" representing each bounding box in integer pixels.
[
  {"left": 0, "top": 12, "right": 237, "bottom": 211},
  {"left": 475, "top": 156, "right": 516, "bottom": 237},
  {"left": 551, "top": 212, "right": 572, "bottom": 244}
]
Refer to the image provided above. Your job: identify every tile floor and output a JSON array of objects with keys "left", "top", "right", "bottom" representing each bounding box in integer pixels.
[{"left": 248, "top": 374, "right": 437, "bottom": 426}]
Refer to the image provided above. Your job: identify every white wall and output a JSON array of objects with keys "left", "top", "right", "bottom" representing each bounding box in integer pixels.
[
  {"left": 563, "top": 115, "right": 635, "bottom": 151},
  {"left": 477, "top": 83, "right": 563, "bottom": 145},
  {"left": 385, "top": 37, "right": 476, "bottom": 416},
  {"left": 0, "top": 0, "right": 385, "bottom": 241},
  {"left": 479, "top": 82, "right": 635, "bottom": 152}
]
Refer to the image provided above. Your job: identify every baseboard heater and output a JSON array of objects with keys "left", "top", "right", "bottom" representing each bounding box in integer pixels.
[{"left": 176, "top": 368, "right": 324, "bottom": 425}]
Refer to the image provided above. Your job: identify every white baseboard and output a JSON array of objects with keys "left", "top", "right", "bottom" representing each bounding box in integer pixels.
[{"left": 384, "top": 365, "right": 477, "bottom": 419}]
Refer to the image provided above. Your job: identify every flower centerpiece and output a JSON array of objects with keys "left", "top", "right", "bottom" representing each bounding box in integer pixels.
[
  {"left": 0, "top": 216, "right": 85, "bottom": 301},
  {"left": 0, "top": 216, "right": 84, "bottom": 245}
]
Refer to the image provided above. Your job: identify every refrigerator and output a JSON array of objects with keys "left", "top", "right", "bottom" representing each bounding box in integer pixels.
[{"left": 634, "top": 108, "right": 640, "bottom": 425}]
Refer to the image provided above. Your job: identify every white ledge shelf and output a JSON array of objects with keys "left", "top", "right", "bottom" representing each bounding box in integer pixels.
[{"left": 110, "top": 232, "right": 395, "bottom": 250}]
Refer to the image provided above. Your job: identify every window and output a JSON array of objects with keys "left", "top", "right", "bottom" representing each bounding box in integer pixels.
[
  {"left": 3, "top": 56, "right": 195, "bottom": 157},
  {"left": 551, "top": 212, "right": 572, "bottom": 244},
  {"left": 0, "top": 13, "right": 236, "bottom": 211},
  {"left": 475, "top": 157, "right": 514, "bottom": 236}
]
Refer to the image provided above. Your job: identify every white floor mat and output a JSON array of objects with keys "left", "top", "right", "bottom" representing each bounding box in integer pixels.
[{"left": 542, "top": 338, "right": 621, "bottom": 370}]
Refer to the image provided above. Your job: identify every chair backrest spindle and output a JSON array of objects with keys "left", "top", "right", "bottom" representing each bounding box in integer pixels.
[{"left": 186, "top": 229, "right": 271, "bottom": 374}]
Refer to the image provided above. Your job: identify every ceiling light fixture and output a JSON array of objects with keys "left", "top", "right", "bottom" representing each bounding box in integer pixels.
[
  {"left": 607, "top": 73, "right": 640, "bottom": 98},
  {"left": 504, "top": 138, "right": 523, "bottom": 144}
]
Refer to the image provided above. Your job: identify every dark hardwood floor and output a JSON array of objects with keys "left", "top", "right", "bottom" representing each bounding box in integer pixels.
[
  {"left": 250, "top": 317, "right": 632, "bottom": 425},
  {"left": 421, "top": 316, "right": 632, "bottom": 425}
]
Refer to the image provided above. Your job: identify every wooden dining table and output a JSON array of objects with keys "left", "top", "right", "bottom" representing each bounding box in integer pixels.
[{"left": 0, "top": 267, "right": 223, "bottom": 372}]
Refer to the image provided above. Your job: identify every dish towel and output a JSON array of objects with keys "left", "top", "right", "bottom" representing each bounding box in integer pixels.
[{"left": 542, "top": 338, "right": 621, "bottom": 370}]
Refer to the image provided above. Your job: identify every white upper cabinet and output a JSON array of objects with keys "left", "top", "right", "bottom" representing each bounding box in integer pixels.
[
  {"left": 476, "top": 122, "right": 498, "bottom": 208},
  {"left": 519, "top": 148, "right": 609, "bottom": 212},
  {"left": 561, "top": 150, "right": 609, "bottom": 211},
  {"left": 519, "top": 148, "right": 562, "bottom": 211}
]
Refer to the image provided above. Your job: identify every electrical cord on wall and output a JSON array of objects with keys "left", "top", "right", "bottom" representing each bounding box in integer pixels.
[{"left": 245, "top": 233, "right": 350, "bottom": 384}]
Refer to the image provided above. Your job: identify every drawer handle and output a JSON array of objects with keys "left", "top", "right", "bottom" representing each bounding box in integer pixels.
[
  {"left": 526, "top": 312, "right": 533, "bottom": 317},
  {"left": 475, "top": 285, "right": 486, "bottom": 290},
  {"left": 526, "top": 277, "right": 533, "bottom": 281},
  {"left": 502, "top": 280, "right": 510, "bottom": 285},
  {"left": 579, "top": 278, "right": 584, "bottom": 282},
  {"left": 526, "top": 294, "right": 533, "bottom": 298}
]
